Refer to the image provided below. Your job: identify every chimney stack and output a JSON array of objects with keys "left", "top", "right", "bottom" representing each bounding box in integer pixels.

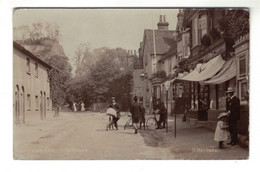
[{"left": 157, "top": 15, "right": 169, "bottom": 30}]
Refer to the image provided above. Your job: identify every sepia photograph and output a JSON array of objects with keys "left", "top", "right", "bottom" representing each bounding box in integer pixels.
[{"left": 12, "top": 8, "right": 250, "bottom": 160}]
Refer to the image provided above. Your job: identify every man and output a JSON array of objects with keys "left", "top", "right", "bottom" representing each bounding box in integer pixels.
[
  {"left": 109, "top": 97, "right": 120, "bottom": 130},
  {"left": 155, "top": 98, "right": 167, "bottom": 129},
  {"left": 130, "top": 96, "right": 141, "bottom": 134},
  {"left": 226, "top": 87, "right": 240, "bottom": 146}
]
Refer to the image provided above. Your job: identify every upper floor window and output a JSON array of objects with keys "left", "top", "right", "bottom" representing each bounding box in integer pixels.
[
  {"left": 35, "top": 63, "right": 38, "bottom": 77},
  {"left": 26, "top": 58, "right": 30, "bottom": 74},
  {"left": 192, "top": 14, "right": 207, "bottom": 48},
  {"left": 239, "top": 55, "right": 246, "bottom": 78},
  {"left": 27, "top": 94, "right": 31, "bottom": 110}
]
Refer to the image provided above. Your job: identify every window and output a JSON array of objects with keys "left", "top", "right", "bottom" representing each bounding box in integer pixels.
[
  {"left": 27, "top": 94, "right": 31, "bottom": 110},
  {"left": 26, "top": 58, "right": 30, "bottom": 74},
  {"left": 192, "top": 14, "right": 207, "bottom": 47},
  {"left": 168, "top": 58, "right": 172, "bottom": 73},
  {"left": 183, "top": 33, "right": 190, "bottom": 57},
  {"left": 151, "top": 55, "right": 157, "bottom": 74},
  {"left": 239, "top": 56, "right": 246, "bottom": 78},
  {"left": 198, "top": 14, "right": 207, "bottom": 44},
  {"left": 35, "top": 96, "right": 38, "bottom": 110},
  {"left": 35, "top": 63, "right": 38, "bottom": 77},
  {"left": 218, "top": 83, "right": 226, "bottom": 110},
  {"left": 239, "top": 81, "right": 248, "bottom": 103}
]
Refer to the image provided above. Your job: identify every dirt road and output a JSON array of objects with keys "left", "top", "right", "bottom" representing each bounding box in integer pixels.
[{"left": 14, "top": 111, "right": 174, "bottom": 160}]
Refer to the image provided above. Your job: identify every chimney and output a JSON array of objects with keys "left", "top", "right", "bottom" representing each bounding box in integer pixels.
[{"left": 157, "top": 15, "right": 169, "bottom": 30}]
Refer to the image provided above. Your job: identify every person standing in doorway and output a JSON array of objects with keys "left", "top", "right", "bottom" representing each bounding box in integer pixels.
[
  {"left": 226, "top": 87, "right": 240, "bottom": 146},
  {"left": 130, "top": 96, "right": 141, "bottom": 134},
  {"left": 109, "top": 97, "right": 120, "bottom": 130}
]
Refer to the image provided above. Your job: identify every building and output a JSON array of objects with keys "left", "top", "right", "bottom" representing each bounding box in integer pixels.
[
  {"left": 170, "top": 9, "right": 249, "bottom": 143},
  {"left": 138, "top": 15, "right": 176, "bottom": 112},
  {"left": 13, "top": 41, "right": 52, "bottom": 124}
]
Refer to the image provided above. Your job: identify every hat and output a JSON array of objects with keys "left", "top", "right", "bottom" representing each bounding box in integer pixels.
[
  {"left": 133, "top": 96, "right": 138, "bottom": 101},
  {"left": 218, "top": 112, "right": 228, "bottom": 119},
  {"left": 111, "top": 97, "right": 115, "bottom": 100},
  {"left": 226, "top": 87, "right": 235, "bottom": 93}
]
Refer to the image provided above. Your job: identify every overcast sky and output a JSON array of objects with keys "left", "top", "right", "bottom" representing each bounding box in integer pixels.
[{"left": 13, "top": 9, "right": 179, "bottom": 61}]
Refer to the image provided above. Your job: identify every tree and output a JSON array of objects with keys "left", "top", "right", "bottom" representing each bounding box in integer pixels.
[
  {"left": 14, "top": 22, "right": 72, "bottom": 108},
  {"left": 218, "top": 9, "right": 249, "bottom": 52}
]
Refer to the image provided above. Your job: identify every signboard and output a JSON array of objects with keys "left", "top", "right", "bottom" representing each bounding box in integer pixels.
[{"left": 134, "top": 57, "right": 144, "bottom": 69}]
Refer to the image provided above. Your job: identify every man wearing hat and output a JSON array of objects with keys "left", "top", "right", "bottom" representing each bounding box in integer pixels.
[
  {"left": 109, "top": 97, "right": 120, "bottom": 130},
  {"left": 226, "top": 87, "right": 240, "bottom": 146}
]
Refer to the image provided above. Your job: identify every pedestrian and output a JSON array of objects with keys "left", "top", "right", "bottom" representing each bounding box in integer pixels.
[
  {"left": 139, "top": 100, "right": 146, "bottom": 130},
  {"left": 81, "top": 101, "right": 85, "bottom": 112},
  {"left": 155, "top": 98, "right": 167, "bottom": 129},
  {"left": 214, "top": 112, "right": 230, "bottom": 149},
  {"left": 73, "top": 102, "right": 77, "bottom": 112},
  {"left": 130, "top": 96, "right": 141, "bottom": 134},
  {"left": 226, "top": 87, "right": 240, "bottom": 146},
  {"left": 108, "top": 97, "right": 120, "bottom": 130}
]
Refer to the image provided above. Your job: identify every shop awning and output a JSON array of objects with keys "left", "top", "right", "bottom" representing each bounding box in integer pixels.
[
  {"left": 202, "top": 57, "right": 236, "bottom": 84},
  {"left": 176, "top": 55, "right": 225, "bottom": 82}
]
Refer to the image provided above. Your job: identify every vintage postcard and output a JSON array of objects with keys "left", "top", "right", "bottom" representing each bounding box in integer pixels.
[{"left": 13, "top": 8, "right": 249, "bottom": 160}]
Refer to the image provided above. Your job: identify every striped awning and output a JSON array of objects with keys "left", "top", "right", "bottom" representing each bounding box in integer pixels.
[
  {"left": 202, "top": 57, "right": 236, "bottom": 84},
  {"left": 177, "top": 55, "right": 225, "bottom": 82}
]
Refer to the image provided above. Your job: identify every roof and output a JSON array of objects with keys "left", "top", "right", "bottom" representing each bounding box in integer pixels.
[
  {"left": 143, "top": 29, "right": 176, "bottom": 55},
  {"left": 13, "top": 41, "right": 52, "bottom": 69},
  {"left": 158, "top": 43, "right": 177, "bottom": 62}
]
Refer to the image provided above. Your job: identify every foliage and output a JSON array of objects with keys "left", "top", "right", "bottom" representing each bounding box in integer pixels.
[
  {"left": 70, "top": 46, "right": 132, "bottom": 110},
  {"left": 218, "top": 9, "right": 249, "bottom": 51},
  {"left": 14, "top": 22, "right": 72, "bottom": 108},
  {"left": 152, "top": 70, "right": 166, "bottom": 78},
  {"left": 209, "top": 27, "right": 221, "bottom": 41},
  {"left": 201, "top": 34, "right": 211, "bottom": 48}
]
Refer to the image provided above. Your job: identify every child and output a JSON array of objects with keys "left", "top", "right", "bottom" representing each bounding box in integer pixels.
[{"left": 214, "top": 112, "right": 231, "bottom": 148}]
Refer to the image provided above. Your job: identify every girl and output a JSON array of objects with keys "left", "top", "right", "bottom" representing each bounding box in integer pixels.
[{"left": 214, "top": 112, "right": 231, "bottom": 148}]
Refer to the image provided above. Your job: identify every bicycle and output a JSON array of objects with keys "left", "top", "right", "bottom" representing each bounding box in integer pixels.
[
  {"left": 124, "top": 114, "right": 142, "bottom": 130},
  {"left": 146, "top": 113, "right": 159, "bottom": 131}
]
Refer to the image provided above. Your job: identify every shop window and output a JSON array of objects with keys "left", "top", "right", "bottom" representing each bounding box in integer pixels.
[
  {"left": 27, "top": 94, "right": 31, "bottom": 110},
  {"left": 218, "top": 82, "right": 226, "bottom": 110},
  {"left": 210, "top": 85, "right": 216, "bottom": 109}
]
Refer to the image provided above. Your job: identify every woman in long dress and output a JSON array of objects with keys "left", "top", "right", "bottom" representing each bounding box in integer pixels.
[
  {"left": 81, "top": 102, "right": 85, "bottom": 111},
  {"left": 73, "top": 102, "right": 77, "bottom": 112}
]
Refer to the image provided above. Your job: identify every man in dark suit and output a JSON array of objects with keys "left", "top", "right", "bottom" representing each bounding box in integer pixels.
[
  {"left": 130, "top": 96, "right": 141, "bottom": 134},
  {"left": 226, "top": 87, "right": 240, "bottom": 146},
  {"left": 109, "top": 97, "right": 120, "bottom": 130}
]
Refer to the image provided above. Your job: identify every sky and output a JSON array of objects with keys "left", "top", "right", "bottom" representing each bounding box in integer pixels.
[{"left": 13, "top": 9, "right": 179, "bottom": 63}]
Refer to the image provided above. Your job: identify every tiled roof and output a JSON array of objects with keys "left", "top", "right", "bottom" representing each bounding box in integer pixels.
[
  {"left": 158, "top": 43, "right": 177, "bottom": 62},
  {"left": 143, "top": 29, "right": 175, "bottom": 55}
]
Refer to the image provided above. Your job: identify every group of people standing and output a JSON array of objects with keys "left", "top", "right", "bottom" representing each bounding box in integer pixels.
[
  {"left": 73, "top": 101, "right": 85, "bottom": 112},
  {"left": 214, "top": 87, "right": 240, "bottom": 148}
]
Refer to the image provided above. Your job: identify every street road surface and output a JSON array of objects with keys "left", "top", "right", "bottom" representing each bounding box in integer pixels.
[{"left": 14, "top": 111, "right": 174, "bottom": 160}]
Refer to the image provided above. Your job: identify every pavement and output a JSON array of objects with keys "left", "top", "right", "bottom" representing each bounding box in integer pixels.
[
  {"left": 13, "top": 111, "right": 249, "bottom": 160},
  {"left": 138, "top": 114, "right": 249, "bottom": 160}
]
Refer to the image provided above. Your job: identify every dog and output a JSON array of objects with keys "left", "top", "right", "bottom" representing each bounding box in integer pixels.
[{"left": 106, "top": 116, "right": 114, "bottom": 131}]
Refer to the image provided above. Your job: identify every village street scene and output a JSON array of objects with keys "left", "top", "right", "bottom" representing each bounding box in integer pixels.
[{"left": 13, "top": 8, "right": 249, "bottom": 160}]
